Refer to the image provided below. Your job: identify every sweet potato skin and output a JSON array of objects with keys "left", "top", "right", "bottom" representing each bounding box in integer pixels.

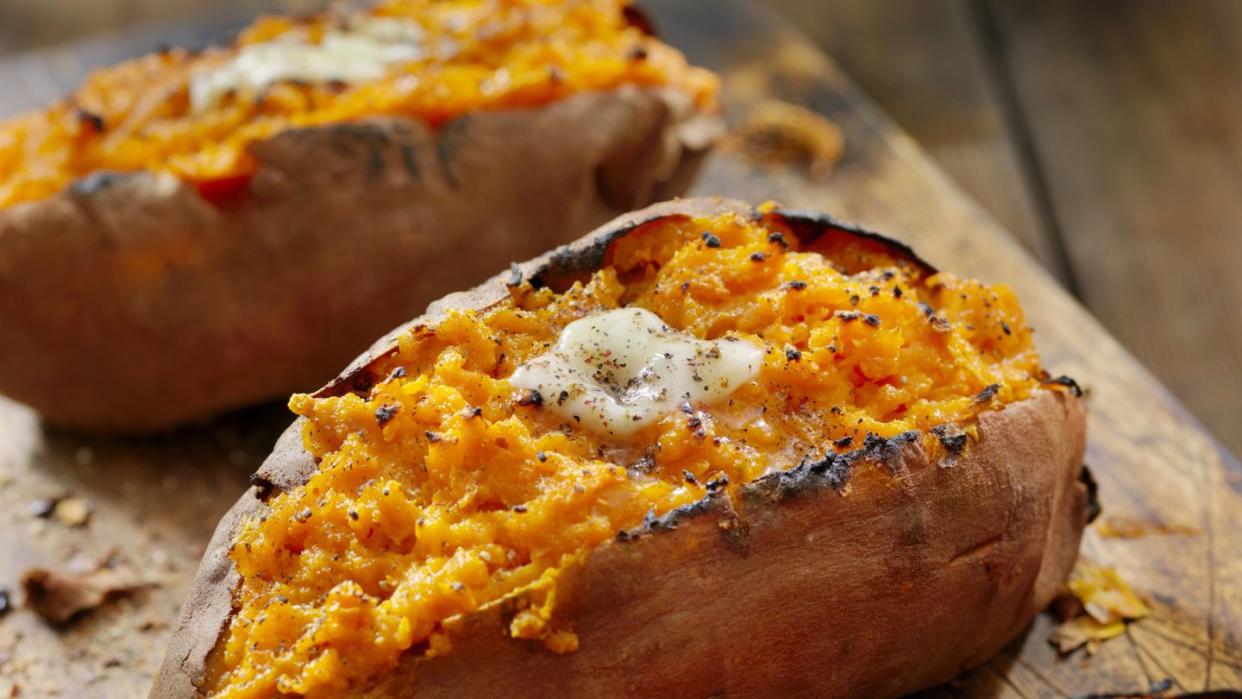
[
  {"left": 152, "top": 198, "right": 1088, "bottom": 698},
  {"left": 0, "top": 87, "right": 717, "bottom": 432},
  {"left": 366, "top": 391, "right": 1086, "bottom": 699}
]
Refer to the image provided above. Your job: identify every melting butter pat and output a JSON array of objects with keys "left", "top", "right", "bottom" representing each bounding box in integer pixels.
[
  {"left": 189, "top": 17, "right": 424, "bottom": 113},
  {"left": 510, "top": 308, "right": 763, "bottom": 437}
]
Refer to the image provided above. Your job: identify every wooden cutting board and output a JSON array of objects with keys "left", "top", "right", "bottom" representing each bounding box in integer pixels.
[{"left": 0, "top": 1, "right": 1237, "bottom": 696}]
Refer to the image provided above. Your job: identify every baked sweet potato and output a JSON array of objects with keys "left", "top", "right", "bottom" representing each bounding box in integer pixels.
[
  {"left": 153, "top": 198, "right": 1089, "bottom": 698},
  {"left": 0, "top": 0, "right": 720, "bottom": 431}
]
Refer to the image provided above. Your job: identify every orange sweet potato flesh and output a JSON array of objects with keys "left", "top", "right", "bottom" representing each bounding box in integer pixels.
[
  {"left": 0, "top": 1, "right": 720, "bottom": 432},
  {"left": 152, "top": 198, "right": 1089, "bottom": 698},
  {"left": 0, "top": 0, "right": 717, "bottom": 207},
  {"left": 368, "top": 392, "right": 1085, "bottom": 698}
]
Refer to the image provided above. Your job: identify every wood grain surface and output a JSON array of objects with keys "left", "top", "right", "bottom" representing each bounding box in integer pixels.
[
  {"left": 0, "top": 0, "right": 1239, "bottom": 696},
  {"left": 982, "top": 0, "right": 1242, "bottom": 476},
  {"left": 765, "top": 0, "right": 1060, "bottom": 281},
  {"left": 4, "top": 0, "right": 1238, "bottom": 460}
]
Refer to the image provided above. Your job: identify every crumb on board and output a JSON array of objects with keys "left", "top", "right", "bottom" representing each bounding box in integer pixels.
[
  {"left": 20, "top": 557, "right": 148, "bottom": 626},
  {"left": 730, "top": 99, "right": 844, "bottom": 178},
  {"left": 1094, "top": 515, "right": 1199, "bottom": 539},
  {"left": 52, "top": 497, "right": 91, "bottom": 528},
  {"left": 27, "top": 498, "right": 55, "bottom": 518},
  {"left": 26, "top": 494, "right": 93, "bottom": 527},
  {"left": 1048, "top": 560, "right": 1149, "bottom": 654}
]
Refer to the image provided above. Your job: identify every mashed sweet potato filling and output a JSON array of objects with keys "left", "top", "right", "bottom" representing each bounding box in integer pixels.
[
  {"left": 212, "top": 210, "right": 1048, "bottom": 697},
  {"left": 0, "top": 0, "right": 716, "bottom": 208}
]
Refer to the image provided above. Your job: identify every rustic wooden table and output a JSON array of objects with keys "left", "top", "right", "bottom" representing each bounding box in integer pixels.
[
  {"left": 0, "top": 1, "right": 1239, "bottom": 697},
  {"left": 770, "top": 0, "right": 1242, "bottom": 463}
]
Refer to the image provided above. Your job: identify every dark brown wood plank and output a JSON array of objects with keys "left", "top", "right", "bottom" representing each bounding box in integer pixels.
[
  {"left": 981, "top": 0, "right": 1242, "bottom": 461},
  {"left": 0, "top": 0, "right": 1238, "bottom": 696},
  {"left": 766, "top": 0, "right": 1063, "bottom": 280}
]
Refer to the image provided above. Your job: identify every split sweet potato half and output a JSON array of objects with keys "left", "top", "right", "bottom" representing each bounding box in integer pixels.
[
  {"left": 154, "top": 198, "right": 1089, "bottom": 698},
  {"left": 0, "top": 0, "right": 720, "bottom": 431}
]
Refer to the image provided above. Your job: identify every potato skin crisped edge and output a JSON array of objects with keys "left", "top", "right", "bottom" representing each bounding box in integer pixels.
[
  {"left": 0, "top": 86, "right": 720, "bottom": 432},
  {"left": 151, "top": 197, "right": 1088, "bottom": 699}
]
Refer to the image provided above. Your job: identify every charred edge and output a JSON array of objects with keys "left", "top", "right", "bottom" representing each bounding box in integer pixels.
[
  {"left": 931, "top": 424, "right": 967, "bottom": 456},
  {"left": 862, "top": 430, "right": 919, "bottom": 472},
  {"left": 772, "top": 208, "right": 939, "bottom": 277},
  {"left": 325, "top": 123, "right": 393, "bottom": 180},
  {"left": 249, "top": 473, "right": 276, "bottom": 502},
  {"left": 435, "top": 116, "right": 471, "bottom": 190},
  {"left": 1041, "top": 374, "right": 1084, "bottom": 397},
  {"left": 547, "top": 229, "right": 627, "bottom": 278},
  {"left": 974, "top": 383, "right": 1001, "bottom": 403},
  {"left": 523, "top": 269, "right": 549, "bottom": 291},
  {"left": 794, "top": 452, "right": 852, "bottom": 491},
  {"left": 366, "top": 142, "right": 386, "bottom": 180},
  {"left": 326, "top": 122, "right": 392, "bottom": 144},
  {"left": 621, "top": 4, "right": 658, "bottom": 36},
  {"left": 399, "top": 142, "right": 420, "bottom": 180},
  {"left": 1079, "top": 464, "right": 1101, "bottom": 524},
  {"left": 614, "top": 491, "right": 727, "bottom": 542},
  {"left": 375, "top": 404, "right": 399, "bottom": 427},
  {"left": 69, "top": 171, "right": 128, "bottom": 196},
  {"left": 506, "top": 263, "right": 524, "bottom": 288},
  {"left": 745, "top": 430, "right": 921, "bottom": 505},
  {"left": 541, "top": 212, "right": 690, "bottom": 286},
  {"left": 351, "top": 371, "right": 375, "bottom": 395},
  {"left": 748, "top": 469, "right": 814, "bottom": 505},
  {"left": 315, "top": 347, "right": 401, "bottom": 399},
  {"left": 532, "top": 204, "right": 929, "bottom": 304},
  {"left": 325, "top": 123, "right": 390, "bottom": 156}
]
